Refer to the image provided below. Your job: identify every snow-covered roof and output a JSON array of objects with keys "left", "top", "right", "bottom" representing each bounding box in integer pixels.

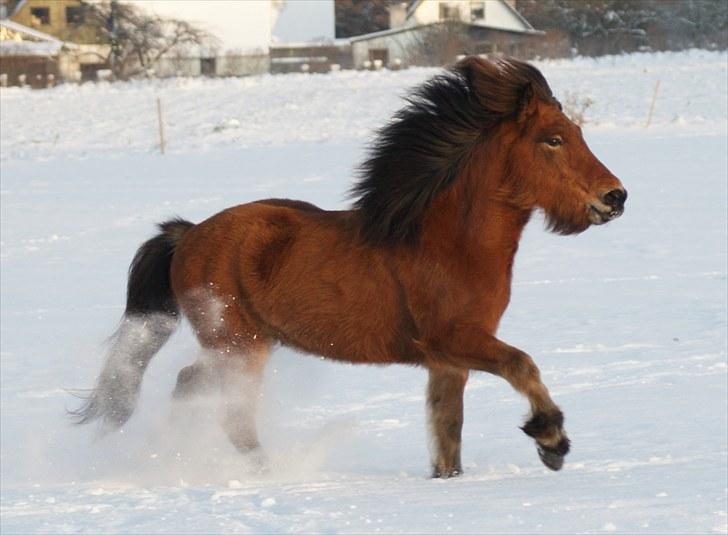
[
  {"left": 0, "top": 19, "right": 74, "bottom": 56},
  {"left": 348, "top": 20, "right": 541, "bottom": 44},
  {"left": 0, "top": 39, "right": 62, "bottom": 55},
  {"left": 0, "top": 19, "right": 64, "bottom": 43},
  {"left": 270, "top": 38, "right": 350, "bottom": 49},
  {"left": 404, "top": 0, "right": 423, "bottom": 20},
  {"left": 348, "top": 22, "right": 437, "bottom": 43},
  {"left": 498, "top": 1, "right": 537, "bottom": 31}
]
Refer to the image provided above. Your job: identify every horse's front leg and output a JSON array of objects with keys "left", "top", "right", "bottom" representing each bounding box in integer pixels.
[
  {"left": 427, "top": 366, "right": 468, "bottom": 478},
  {"left": 426, "top": 325, "right": 570, "bottom": 471}
]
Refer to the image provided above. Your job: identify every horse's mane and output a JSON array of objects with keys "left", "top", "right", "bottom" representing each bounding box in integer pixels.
[{"left": 351, "top": 57, "right": 556, "bottom": 245}]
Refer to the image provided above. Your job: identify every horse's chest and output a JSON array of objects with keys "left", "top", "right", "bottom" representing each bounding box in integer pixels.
[{"left": 474, "top": 269, "right": 513, "bottom": 329}]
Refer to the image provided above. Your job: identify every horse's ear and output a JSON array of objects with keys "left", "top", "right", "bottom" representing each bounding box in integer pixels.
[{"left": 517, "top": 83, "right": 539, "bottom": 122}]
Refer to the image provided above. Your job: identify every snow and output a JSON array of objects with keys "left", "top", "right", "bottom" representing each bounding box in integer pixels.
[
  {"left": 1, "top": 49, "right": 725, "bottom": 162},
  {"left": 1, "top": 50, "right": 727, "bottom": 533}
]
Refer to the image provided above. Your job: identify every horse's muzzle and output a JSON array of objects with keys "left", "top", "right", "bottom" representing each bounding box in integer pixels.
[{"left": 589, "top": 188, "right": 627, "bottom": 225}]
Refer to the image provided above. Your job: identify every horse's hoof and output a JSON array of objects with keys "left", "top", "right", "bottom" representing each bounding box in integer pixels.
[
  {"left": 431, "top": 467, "right": 462, "bottom": 479},
  {"left": 536, "top": 436, "right": 570, "bottom": 471},
  {"left": 537, "top": 446, "right": 564, "bottom": 471}
]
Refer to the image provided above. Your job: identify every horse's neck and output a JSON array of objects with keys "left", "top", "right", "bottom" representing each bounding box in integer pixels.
[
  {"left": 421, "top": 157, "right": 531, "bottom": 271},
  {"left": 412, "top": 158, "right": 530, "bottom": 330}
]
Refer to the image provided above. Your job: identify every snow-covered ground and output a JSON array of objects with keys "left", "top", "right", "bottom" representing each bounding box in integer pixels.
[{"left": 1, "top": 50, "right": 726, "bottom": 533}]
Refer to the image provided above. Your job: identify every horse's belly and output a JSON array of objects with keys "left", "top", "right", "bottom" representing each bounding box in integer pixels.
[{"left": 248, "top": 244, "right": 415, "bottom": 364}]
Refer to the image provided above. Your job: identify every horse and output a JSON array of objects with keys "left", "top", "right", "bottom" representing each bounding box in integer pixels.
[{"left": 72, "top": 57, "right": 626, "bottom": 478}]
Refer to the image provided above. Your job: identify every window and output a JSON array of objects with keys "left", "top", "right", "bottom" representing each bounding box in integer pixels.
[
  {"left": 475, "top": 42, "right": 496, "bottom": 55},
  {"left": 368, "top": 49, "right": 389, "bottom": 63},
  {"left": 80, "top": 63, "right": 105, "bottom": 82},
  {"left": 66, "top": 6, "right": 83, "bottom": 25},
  {"left": 368, "top": 48, "right": 389, "bottom": 68},
  {"left": 439, "top": 3, "right": 460, "bottom": 20},
  {"left": 30, "top": 7, "right": 50, "bottom": 25},
  {"left": 470, "top": 1, "right": 485, "bottom": 21},
  {"left": 200, "top": 57, "right": 216, "bottom": 76}
]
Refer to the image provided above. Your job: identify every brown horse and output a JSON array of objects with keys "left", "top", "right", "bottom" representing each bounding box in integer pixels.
[{"left": 73, "top": 57, "right": 626, "bottom": 477}]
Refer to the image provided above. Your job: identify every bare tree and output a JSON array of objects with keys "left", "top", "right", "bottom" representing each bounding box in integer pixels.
[
  {"left": 80, "top": 0, "right": 215, "bottom": 80},
  {"left": 406, "top": 22, "right": 477, "bottom": 67}
]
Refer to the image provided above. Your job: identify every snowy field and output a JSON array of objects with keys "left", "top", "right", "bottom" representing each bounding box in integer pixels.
[{"left": 1, "top": 50, "right": 726, "bottom": 533}]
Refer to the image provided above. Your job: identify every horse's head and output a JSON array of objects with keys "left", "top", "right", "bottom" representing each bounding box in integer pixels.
[
  {"left": 353, "top": 56, "right": 627, "bottom": 245},
  {"left": 512, "top": 94, "right": 626, "bottom": 234},
  {"left": 465, "top": 57, "right": 627, "bottom": 234}
]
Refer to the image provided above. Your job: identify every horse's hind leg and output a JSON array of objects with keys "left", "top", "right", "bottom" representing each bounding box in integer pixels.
[
  {"left": 427, "top": 366, "right": 468, "bottom": 478},
  {"left": 217, "top": 343, "right": 270, "bottom": 453},
  {"left": 172, "top": 359, "right": 218, "bottom": 400},
  {"left": 170, "top": 343, "right": 270, "bottom": 455},
  {"left": 177, "top": 290, "right": 272, "bottom": 455}
]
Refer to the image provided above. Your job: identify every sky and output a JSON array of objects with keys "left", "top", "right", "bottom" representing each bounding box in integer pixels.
[
  {"left": 129, "top": 0, "right": 335, "bottom": 52},
  {"left": 272, "top": 0, "right": 335, "bottom": 44}
]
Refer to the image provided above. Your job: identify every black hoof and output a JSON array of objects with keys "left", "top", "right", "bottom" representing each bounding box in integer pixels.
[
  {"left": 536, "top": 437, "right": 570, "bottom": 471},
  {"left": 537, "top": 446, "right": 564, "bottom": 471}
]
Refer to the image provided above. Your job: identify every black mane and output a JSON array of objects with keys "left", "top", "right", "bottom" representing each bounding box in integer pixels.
[{"left": 351, "top": 57, "right": 554, "bottom": 245}]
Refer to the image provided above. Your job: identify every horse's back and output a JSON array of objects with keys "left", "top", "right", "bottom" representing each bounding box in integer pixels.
[{"left": 170, "top": 199, "right": 419, "bottom": 363}]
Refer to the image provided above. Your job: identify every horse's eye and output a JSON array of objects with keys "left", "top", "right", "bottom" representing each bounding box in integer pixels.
[{"left": 544, "top": 136, "right": 563, "bottom": 148}]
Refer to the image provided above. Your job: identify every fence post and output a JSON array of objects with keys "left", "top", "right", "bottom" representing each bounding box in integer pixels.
[
  {"left": 645, "top": 79, "right": 660, "bottom": 128},
  {"left": 156, "top": 96, "right": 166, "bottom": 154}
]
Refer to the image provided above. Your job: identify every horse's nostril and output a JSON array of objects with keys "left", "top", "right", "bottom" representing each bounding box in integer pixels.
[{"left": 603, "top": 188, "right": 627, "bottom": 209}]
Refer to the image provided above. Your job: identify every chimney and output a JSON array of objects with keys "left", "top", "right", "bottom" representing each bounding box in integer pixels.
[{"left": 388, "top": 2, "right": 408, "bottom": 29}]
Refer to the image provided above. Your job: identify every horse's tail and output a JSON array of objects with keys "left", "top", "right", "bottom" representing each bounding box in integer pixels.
[{"left": 70, "top": 218, "right": 194, "bottom": 430}]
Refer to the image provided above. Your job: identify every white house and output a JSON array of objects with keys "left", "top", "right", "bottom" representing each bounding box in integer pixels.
[
  {"left": 350, "top": 0, "right": 542, "bottom": 70},
  {"left": 389, "top": 0, "right": 535, "bottom": 33}
]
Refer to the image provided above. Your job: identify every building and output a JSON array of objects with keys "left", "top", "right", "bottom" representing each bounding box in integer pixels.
[
  {"left": 2, "top": 0, "right": 546, "bottom": 84},
  {"left": 389, "top": 0, "right": 532, "bottom": 31},
  {"left": 0, "top": 18, "right": 83, "bottom": 87},
  {"left": 350, "top": 0, "right": 543, "bottom": 69},
  {"left": 269, "top": 41, "right": 351, "bottom": 74},
  {"left": 271, "top": 0, "right": 543, "bottom": 73},
  {"left": 3, "top": 0, "right": 101, "bottom": 43},
  {"left": 1, "top": 0, "right": 112, "bottom": 82},
  {"left": 2, "top": 0, "right": 271, "bottom": 81},
  {"left": 152, "top": 50, "right": 270, "bottom": 78}
]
